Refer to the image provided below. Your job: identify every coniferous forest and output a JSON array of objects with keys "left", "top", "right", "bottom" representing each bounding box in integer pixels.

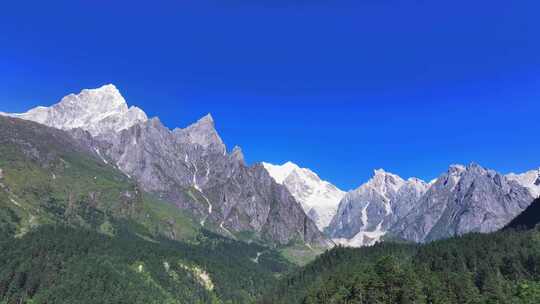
[
  {"left": 0, "top": 226, "right": 292, "bottom": 304},
  {"left": 263, "top": 224, "right": 540, "bottom": 304},
  {"left": 3, "top": 221, "right": 540, "bottom": 303}
]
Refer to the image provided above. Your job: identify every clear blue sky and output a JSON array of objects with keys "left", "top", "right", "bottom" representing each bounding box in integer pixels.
[{"left": 1, "top": 0, "right": 539, "bottom": 190}]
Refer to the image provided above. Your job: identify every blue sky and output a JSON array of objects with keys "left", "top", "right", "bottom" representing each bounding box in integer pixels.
[{"left": 1, "top": 0, "right": 539, "bottom": 190}]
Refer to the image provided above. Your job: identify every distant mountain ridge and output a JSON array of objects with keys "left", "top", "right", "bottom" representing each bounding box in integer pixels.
[
  {"left": 2, "top": 84, "right": 539, "bottom": 249},
  {"left": 328, "top": 163, "right": 535, "bottom": 246},
  {"left": 2, "top": 84, "right": 328, "bottom": 248}
]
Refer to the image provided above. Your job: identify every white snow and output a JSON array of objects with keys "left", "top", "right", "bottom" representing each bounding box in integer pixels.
[
  {"left": 2, "top": 84, "right": 148, "bottom": 136},
  {"left": 507, "top": 168, "right": 540, "bottom": 198},
  {"left": 262, "top": 161, "right": 299, "bottom": 184},
  {"left": 262, "top": 161, "right": 345, "bottom": 230},
  {"left": 94, "top": 148, "right": 109, "bottom": 164},
  {"left": 207, "top": 197, "right": 212, "bottom": 214},
  {"left": 204, "top": 161, "right": 210, "bottom": 180},
  {"left": 10, "top": 197, "right": 21, "bottom": 207},
  {"left": 197, "top": 191, "right": 212, "bottom": 226},
  {"left": 191, "top": 161, "right": 200, "bottom": 191},
  {"left": 361, "top": 203, "right": 369, "bottom": 227},
  {"left": 333, "top": 220, "right": 386, "bottom": 247}
]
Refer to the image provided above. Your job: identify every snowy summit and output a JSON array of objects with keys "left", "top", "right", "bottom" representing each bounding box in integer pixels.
[
  {"left": 263, "top": 161, "right": 345, "bottom": 230},
  {"left": 2, "top": 84, "right": 148, "bottom": 137}
]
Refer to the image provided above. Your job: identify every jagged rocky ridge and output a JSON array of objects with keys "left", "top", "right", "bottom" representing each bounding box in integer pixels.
[
  {"left": 2, "top": 84, "right": 328, "bottom": 247},
  {"left": 328, "top": 169, "right": 429, "bottom": 246},
  {"left": 4, "top": 84, "right": 539, "bottom": 249},
  {"left": 394, "top": 164, "right": 533, "bottom": 242},
  {"left": 328, "top": 164, "right": 536, "bottom": 246},
  {"left": 262, "top": 161, "right": 345, "bottom": 230}
]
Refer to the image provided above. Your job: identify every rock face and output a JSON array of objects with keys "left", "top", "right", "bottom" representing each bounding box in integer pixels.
[
  {"left": 3, "top": 84, "right": 328, "bottom": 247},
  {"left": 393, "top": 164, "right": 533, "bottom": 243},
  {"left": 507, "top": 168, "right": 540, "bottom": 199},
  {"left": 327, "top": 169, "right": 429, "bottom": 246},
  {"left": 327, "top": 164, "right": 535, "bottom": 246},
  {"left": 262, "top": 162, "right": 345, "bottom": 230}
]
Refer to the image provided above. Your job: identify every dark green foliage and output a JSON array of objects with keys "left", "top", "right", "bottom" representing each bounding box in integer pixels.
[
  {"left": 264, "top": 228, "right": 540, "bottom": 304},
  {"left": 505, "top": 198, "right": 540, "bottom": 230},
  {"left": 0, "top": 226, "right": 292, "bottom": 304}
]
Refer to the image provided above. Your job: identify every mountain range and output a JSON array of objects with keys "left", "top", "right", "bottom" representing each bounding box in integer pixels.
[
  {"left": 327, "top": 164, "right": 536, "bottom": 246},
  {"left": 266, "top": 161, "right": 539, "bottom": 247},
  {"left": 2, "top": 84, "right": 539, "bottom": 249},
  {"left": 1, "top": 84, "right": 327, "bottom": 249}
]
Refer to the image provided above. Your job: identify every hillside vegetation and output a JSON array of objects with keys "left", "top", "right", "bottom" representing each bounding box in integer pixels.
[
  {"left": 0, "top": 117, "right": 293, "bottom": 303},
  {"left": 263, "top": 228, "right": 540, "bottom": 304}
]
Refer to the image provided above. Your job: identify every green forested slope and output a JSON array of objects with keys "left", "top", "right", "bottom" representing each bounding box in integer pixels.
[
  {"left": 0, "top": 116, "right": 199, "bottom": 240},
  {"left": 263, "top": 228, "right": 540, "bottom": 304},
  {"left": 0, "top": 226, "right": 291, "bottom": 304},
  {"left": 0, "top": 116, "right": 293, "bottom": 303}
]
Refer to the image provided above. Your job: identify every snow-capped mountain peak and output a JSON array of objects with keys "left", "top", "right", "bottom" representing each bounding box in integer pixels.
[
  {"left": 262, "top": 162, "right": 345, "bottom": 230},
  {"left": 368, "top": 169, "right": 407, "bottom": 195},
  {"left": 507, "top": 168, "right": 540, "bottom": 198},
  {"left": 2, "top": 84, "right": 148, "bottom": 136},
  {"left": 329, "top": 169, "right": 429, "bottom": 247},
  {"left": 262, "top": 161, "right": 300, "bottom": 184}
]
